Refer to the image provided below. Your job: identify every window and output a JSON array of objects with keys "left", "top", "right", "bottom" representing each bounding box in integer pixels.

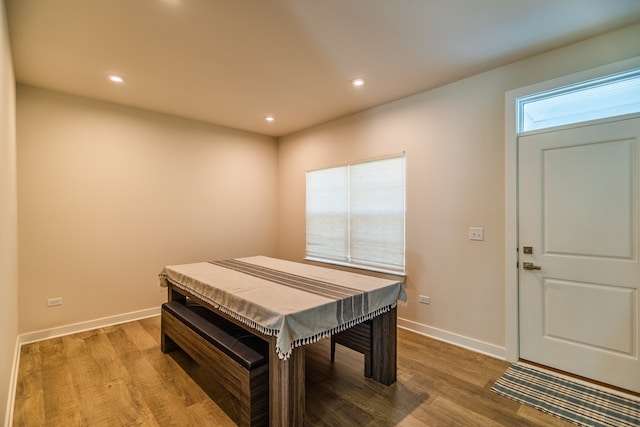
[
  {"left": 306, "top": 154, "right": 406, "bottom": 274},
  {"left": 519, "top": 68, "right": 640, "bottom": 133}
]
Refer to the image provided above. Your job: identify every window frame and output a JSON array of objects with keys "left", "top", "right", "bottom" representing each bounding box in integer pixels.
[{"left": 518, "top": 68, "right": 640, "bottom": 133}]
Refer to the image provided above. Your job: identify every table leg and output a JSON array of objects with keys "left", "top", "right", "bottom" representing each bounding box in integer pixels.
[
  {"left": 167, "top": 284, "right": 186, "bottom": 303},
  {"left": 269, "top": 342, "right": 305, "bottom": 426},
  {"left": 371, "top": 306, "right": 397, "bottom": 385}
]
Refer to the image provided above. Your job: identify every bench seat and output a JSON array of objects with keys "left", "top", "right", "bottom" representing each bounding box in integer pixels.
[{"left": 161, "top": 300, "right": 269, "bottom": 426}]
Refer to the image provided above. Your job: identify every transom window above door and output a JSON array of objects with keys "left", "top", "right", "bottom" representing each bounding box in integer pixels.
[{"left": 518, "top": 68, "right": 640, "bottom": 133}]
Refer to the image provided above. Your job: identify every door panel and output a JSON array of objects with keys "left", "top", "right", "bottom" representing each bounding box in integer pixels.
[
  {"left": 518, "top": 117, "right": 640, "bottom": 393},
  {"left": 544, "top": 279, "right": 635, "bottom": 355},
  {"left": 543, "top": 139, "right": 635, "bottom": 259}
]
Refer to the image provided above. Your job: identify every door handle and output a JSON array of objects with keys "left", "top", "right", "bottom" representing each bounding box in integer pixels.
[{"left": 522, "top": 262, "right": 541, "bottom": 270}]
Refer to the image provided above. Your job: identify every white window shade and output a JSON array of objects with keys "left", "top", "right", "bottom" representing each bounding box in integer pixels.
[
  {"left": 306, "top": 166, "right": 348, "bottom": 261},
  {"left": 306, "top": 154, "right": 406, "bottom": 273}
]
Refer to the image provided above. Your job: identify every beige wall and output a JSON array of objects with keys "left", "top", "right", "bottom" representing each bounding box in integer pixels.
[
  {"left": 17, "top": 86, "right": 279, "bottom": 333},
  {"left": 277, "top": 23, "right": 640, "bottom": 353},
  {"left": 0, "top": 0, "right": 18, "bottom": 423}
]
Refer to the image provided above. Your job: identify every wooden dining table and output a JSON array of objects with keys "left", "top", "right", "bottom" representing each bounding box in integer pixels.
[{"left": 159, "top": 256, "right": 407, "bottom": 426}]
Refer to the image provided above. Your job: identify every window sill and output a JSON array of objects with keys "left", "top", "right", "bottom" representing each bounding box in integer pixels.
[{"left": 304, "top": 256, "right": 406, "bottom": 278}]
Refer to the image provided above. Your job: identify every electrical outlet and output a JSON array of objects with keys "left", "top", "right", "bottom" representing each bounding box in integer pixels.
[
  {"left": 469, "top": 227, "right": 484, "bottom": 241},
  {"left": 419, "top": 295, "right": 431, "bottom": 304},
  {"left": 47, "top": 297, "right": 62, "bottom": 307}
]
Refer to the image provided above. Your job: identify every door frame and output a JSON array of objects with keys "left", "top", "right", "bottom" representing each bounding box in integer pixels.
[{"left": 504, "top": 55, "right": 640, "bottom": 363}]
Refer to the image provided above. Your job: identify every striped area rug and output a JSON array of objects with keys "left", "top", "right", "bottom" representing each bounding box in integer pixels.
[{"left": 491, "top": 363, "right": 640, "bottom": 427}]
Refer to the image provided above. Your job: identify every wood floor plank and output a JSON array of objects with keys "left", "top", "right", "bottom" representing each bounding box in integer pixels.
[
  {"left": 38, "top": 338, "right": 85, "bottom": 426},
  {"left": 77, "top": 330, "right": 157, "bottom": 426},
  {"left": 124, "top": 355, "right": 205, "bottom": 426},
  {"left": 423, "top": 395, "right": 506, "bottom": 426},
  {"left": 186, "top": 399, "right": 237, "bottom": 427},
  {"left": 138, "top": 316, "right": 162, "bottom": 342},
  {"left": 13, "top": 343, "right": 44, "bottom": 427},
  {"left": 13, "top": 316, "right": 576, "bottom": 426},
  {"left": 120, "top": 320, "right": 160, "bottom": 352},
  {"left": 516, "top": 404, "right": 576, "bottom": 426}
]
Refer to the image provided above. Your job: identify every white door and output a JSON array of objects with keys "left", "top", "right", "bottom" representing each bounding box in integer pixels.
[{"left": 518, "top": 116, "right": 640, "bottom": 393}]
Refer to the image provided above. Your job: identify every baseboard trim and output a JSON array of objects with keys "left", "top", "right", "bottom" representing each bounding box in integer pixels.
[
  {"left": 18, "top": 306, "right": 161, "bottom": 346},
  {"left": 398, "top": 317, "right": 506, "bottom": 360},
  {"left": 3, "top": 335, "right": 20, "bottom": 427}
]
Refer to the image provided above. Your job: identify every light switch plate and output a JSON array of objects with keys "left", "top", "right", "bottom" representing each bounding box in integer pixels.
[{"left": 469, "top": 227, "right": 484, "bottom": 241}]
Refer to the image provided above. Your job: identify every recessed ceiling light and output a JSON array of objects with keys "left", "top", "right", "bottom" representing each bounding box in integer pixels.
[
  {"left": 352, "top": 78, "right": 366, "bottom": 87},
  {"left": 108, "top": 74, "right": 125, "bottom": 83},
  {"left": 265, "top": 115, "right": 275, "bottom": 122}
]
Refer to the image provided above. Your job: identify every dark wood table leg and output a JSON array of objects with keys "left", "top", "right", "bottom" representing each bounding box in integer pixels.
[
  {"left": 371, "top": 306, "right": 397, "bottom": 385},
  {"left": 269, "top": 342, "right": 305, "bottom": 426}
]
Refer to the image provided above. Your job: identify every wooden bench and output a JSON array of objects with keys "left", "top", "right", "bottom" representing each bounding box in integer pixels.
[
  {"left": 331, "top": 319, "right": 373, "bottom": 378},
  {"left": 161, "top": 301, "right": 269, "bottom": 427}
]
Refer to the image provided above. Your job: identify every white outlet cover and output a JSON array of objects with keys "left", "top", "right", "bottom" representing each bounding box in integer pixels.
[
  {"left": 469, "top": 227, "right": 484, "bottom": 241},
  {"left": 47, "top": 297, "right": 63, "bottom": 307}
]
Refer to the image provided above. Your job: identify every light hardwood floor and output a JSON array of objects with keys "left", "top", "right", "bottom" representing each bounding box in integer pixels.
[{"left": 12, "top": 316, "right": 572, "bottom": 426}]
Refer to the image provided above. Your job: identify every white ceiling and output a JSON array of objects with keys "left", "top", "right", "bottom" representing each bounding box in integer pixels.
[{"left": 6, "top": 0, "right": 640, "bottom": 137}]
